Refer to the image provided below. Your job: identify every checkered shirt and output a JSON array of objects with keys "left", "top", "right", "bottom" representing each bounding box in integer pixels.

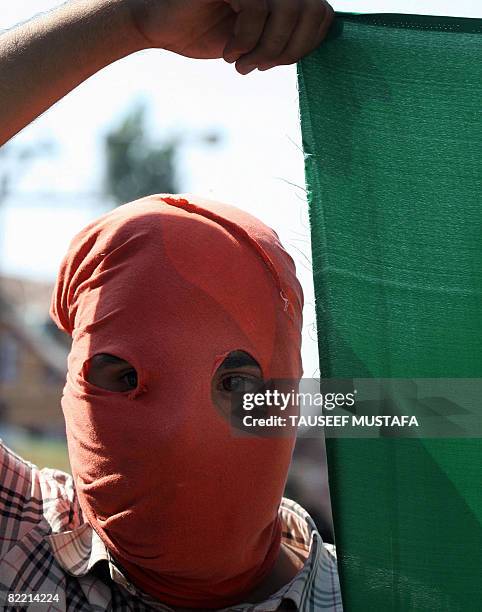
[{"left": 0, "top": 440, "right": 342, "bottom": 611}]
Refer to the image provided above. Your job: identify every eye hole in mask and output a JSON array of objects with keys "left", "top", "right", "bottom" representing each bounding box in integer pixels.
[
  {"left": 85, "top": 353, "right": 138, "bottom": 392},
  {"left": 211, "top": 350, "right": 267, "bottom": 426}
]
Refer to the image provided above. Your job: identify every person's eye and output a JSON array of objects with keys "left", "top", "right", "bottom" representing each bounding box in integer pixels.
[
  {"left": 121, "top": 370, "right": 138, "bottom": 389},
  {"left": 220, "top": 374, "right": 261, "bottom": 394}
]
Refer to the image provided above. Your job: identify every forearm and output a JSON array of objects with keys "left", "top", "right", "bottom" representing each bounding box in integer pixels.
[
  {"left": 0, "top": 0, "right": 335, "bottom": 146},
  {"left": 0, "top": 0, "right": 144, "bottom": 146}
]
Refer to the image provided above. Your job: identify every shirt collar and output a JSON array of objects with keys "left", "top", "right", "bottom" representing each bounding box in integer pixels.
[
  {"left": 46, "top": 499, "right": 321, "bottom": 611},
  {"left": 47, "top": 523, "right": 109, "bottom": 577}
]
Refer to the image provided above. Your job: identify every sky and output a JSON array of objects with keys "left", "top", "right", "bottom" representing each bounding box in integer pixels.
[{"left": 0, "top": 0, "right": 480, "bottom": 375}]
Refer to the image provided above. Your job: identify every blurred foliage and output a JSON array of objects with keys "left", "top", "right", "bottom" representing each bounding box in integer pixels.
[
  {"left": 0, "top": 141, "right": 54, "bottom": 203},
  {"left": 5, "top": 435, "right": 71, "bottom": 473},
  {"left": 104, "top": 105, "right": 179, "bottom": 206},
  {"left": 25, "top": 440, "right": 70, "bottom": 473}
]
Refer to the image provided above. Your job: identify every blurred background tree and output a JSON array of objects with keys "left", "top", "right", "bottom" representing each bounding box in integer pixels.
[
  {"left": 104, "top": 104, "right": 179, "bottom": 205},
  {"left": 0, "top": 140, "right": 54, "bottom": 205}
]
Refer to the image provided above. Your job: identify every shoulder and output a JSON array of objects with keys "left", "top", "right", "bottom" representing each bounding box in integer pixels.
[
  {"left": 0, "top": 439, "right": 82, "bottom": 558},
  {"left": 280, "top": 496, "right": 338, "bottom": 560},
  {"left": 279, "top": 498, "right": 343, "bottom": 610}
]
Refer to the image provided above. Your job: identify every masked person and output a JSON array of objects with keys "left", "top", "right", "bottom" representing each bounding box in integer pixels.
[
  {"left": 1, "top": 195, "right": 342, "bottom": 611},
  {"left": 0, "top": 1, "right": 341, "bottom": 610}
]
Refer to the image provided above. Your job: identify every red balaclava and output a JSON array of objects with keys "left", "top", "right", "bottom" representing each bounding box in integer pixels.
[{"left": 50, "top": 194, "right": 303, "bottom": 608}]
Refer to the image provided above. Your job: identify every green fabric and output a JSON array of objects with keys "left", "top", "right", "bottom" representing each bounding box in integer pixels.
[{"left": 298, "top": 13, "right": 482, "bottom": 611}]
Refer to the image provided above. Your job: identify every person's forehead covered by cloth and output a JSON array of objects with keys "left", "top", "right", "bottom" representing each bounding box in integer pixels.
[
  {"left": 53, "top": 193, "right": 303, "bottom": 381},
  {"left": 50, "top": 194, "right": 304, "bottom": 608}
]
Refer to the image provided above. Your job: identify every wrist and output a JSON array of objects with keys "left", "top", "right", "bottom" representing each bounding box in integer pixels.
[{"left": 124, "top": 0, "right": 165, "bottom": 51}]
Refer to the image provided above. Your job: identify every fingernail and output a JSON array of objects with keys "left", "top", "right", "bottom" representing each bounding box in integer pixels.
[
  {"left": 239, "top": 65, "right": 256, "bottom": 75},
  {"left": 224, "top": 52, "right": 241, "bottom": 64}
]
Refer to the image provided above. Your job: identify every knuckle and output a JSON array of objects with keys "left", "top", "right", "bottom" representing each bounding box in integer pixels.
[
  {"left": 280, "top": 3, "right": 299, "bottom": 18},
  {"left": 263, "top": 33, "right": 290, "bottom": 55},
  {"left": 271, "top": 32, "right": 290, "bottom": 47}
]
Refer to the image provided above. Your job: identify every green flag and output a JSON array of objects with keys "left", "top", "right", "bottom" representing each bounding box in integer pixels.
[{"left": 298, "top": 13, "right": 482, "bottom": 611}]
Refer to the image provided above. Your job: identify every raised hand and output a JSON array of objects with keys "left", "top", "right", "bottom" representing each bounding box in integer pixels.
[{"left": 129, "top": 0, "right": 334, "bottom": 74}]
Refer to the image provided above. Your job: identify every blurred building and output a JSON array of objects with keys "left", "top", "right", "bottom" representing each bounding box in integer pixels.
[{"left": 0, "top": 275, "right": 69, "bottom": 435}]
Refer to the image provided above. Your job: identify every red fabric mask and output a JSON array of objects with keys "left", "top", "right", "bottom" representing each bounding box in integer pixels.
[{"left": 50, "top": 194, "right": 303, "bottom": 608}]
